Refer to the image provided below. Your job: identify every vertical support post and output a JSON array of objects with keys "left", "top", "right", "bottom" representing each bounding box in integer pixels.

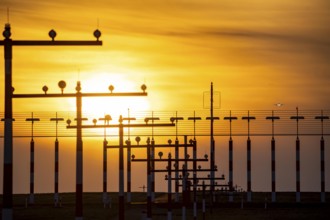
[
  {"left": 124, "top": 112, "right": 135, "bottom": 204},
  {"left": 188, "top": 112, "right": 201, "bottom": 220},
  {"left": 225, "top": 112, "right": 236, "bottom": 202},
  {"left": 50, "top": 112, "right": 63, "bottom": 207},
  {"left": 26, "top": 112, "right": 39, "bottom": 205},
  {"left": 184, "top": 136, "right": 188, "bottom": 179},
  {"left": 271, "top": 138, "right": 276, "bottom": 202},
  {"left": 242, "top": 112, "right": 255, "bottom": 202},
  {"left": 193, "top": 139, "right": 197, "bottom": 220},
  {"left": 2, "top": 23, "right": 13, "bottom": 220},
  {"left": 145, "top": 114, "right": 159, "bottom": 203},
  {"left": 29, "top": 139, "right": 35, "bottom": 204},
  {"left": 127, "top": 139, "right": 132, "bottom": 203},
  {"left": 182, "top": 164, "right": 186, "bottom": 220},
  {"left": 151, "top": 138, "right": 155, "bottom": 202},
  {"left": 296, "top": 138, "right": 300, "bottom": 203},
  {"left": 202, "top": 181, "right": 206, "bottom": 220},
  {"left": 247, "top": 138, "right": 251, "bottom": 202},
  {"left": 118, "top": 116, "right": 125, "bottom": 220},
  {"left": 170, "top": 114, "right": 183, "bottom": 203},
  {"left": 99, "top": 114, "right": 111, "bottom": 207},
  {"left": 320, "top": 138, "right": 325, "bottom": 203},
  {"left": 183, "top": 135, "right": 188, "bottom": 220},
  {"left": 229, "top": 137, "right": 233, "bottom": 202},
  {"left": 315, "top": 113, "right": 328, "bottom": 203},
  {"left": 55, "top": 139, "right": 59, "bottom": 206},
  {"left": 146, "top": 137, "right": 152, "bottom": 220},
  {"left": 267, "top": 111, "right": 279, "bottom": 203},
  {"left": 291, "top": 108, "right": 303, "bottom": 203},
  {"left": 167, "top": 153, "right": 172, "bottom": 220},
  {"left": 210, "top": 83, "right": 215, "bottom": 199},
  {"left": 76, "top": 82, "right": 83, "bottom": 220},
  {"left": 175, "top": 138, "right": 179, "bottom": 202},
  {"left": 103, "top": 139, "right": 108, "bottom": 206}
]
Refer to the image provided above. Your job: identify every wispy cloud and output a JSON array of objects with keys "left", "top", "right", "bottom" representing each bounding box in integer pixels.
[{"left": 1, "top": 0, "right": 329, "bottom": 109}]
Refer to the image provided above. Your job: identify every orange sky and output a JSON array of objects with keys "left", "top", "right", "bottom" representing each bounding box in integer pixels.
[
  {"left": 0, "top": 0, "right": 330, "bottom": 193},
  {"left": 1, "top": 0, "right": 329, "bottom": 112}
]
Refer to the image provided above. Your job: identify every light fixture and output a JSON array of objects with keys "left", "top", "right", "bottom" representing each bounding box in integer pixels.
[{"left": 49, "top": 29, "right": 57, "bottom": 41}]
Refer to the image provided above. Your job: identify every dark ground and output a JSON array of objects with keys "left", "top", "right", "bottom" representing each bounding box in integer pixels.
[{"left": 0, "top": 192, "right": 329, "bottom": 220}]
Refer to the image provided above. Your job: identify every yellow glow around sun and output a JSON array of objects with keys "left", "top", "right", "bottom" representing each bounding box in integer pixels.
[{"left": 67, "top": 72, "right": 150, "bottom": 121}]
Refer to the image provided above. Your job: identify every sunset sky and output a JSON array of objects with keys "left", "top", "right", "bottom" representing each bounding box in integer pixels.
[
  {"left": 1, "top": 0, "right": 329, "bottom": 111},
  {"left": 0, "top": 0, "right": 329, "bottom": 194}
]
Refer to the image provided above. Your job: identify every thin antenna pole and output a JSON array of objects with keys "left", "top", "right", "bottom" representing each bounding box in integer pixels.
[
  {"left": 152, "top": 111, "right": 154, "bottom": 139},
  {"left": 321, "top": 110, "right": 324, "bottom": 138},
  {"left": 7, "top": 7, "right": 10, "bottom": 24},
  {"left": 128, "top": 109, "right": 130, "bottom": 140},
  {"left": 272, "top": 111, "right": 274, "bottom": 139},
  {"left": 78, "top": 69, "right": 80, "bottom": 82},
  {"left": 193, "top": 111, "right": 196, "bottom": 140},
  {"left": 175, "top": 111, "right": 178, "bottom": 140}
]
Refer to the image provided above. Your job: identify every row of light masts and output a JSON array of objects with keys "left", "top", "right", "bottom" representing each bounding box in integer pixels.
[
  {"left": 67, "top": 114, "right": 175, "bottom": 220},
  {"left": 11, "top": 108, "right": 329, "bottom": 136},
  {"left": 11, "top": 76, "right": 148, "bottom": 220},
  {"left": 22, "top": 107, "right": 328, "bottom": 206},
  {"left": 131, "top": 138, "right": 217, "bottom": 220},
  {"left": 5, "top": 106, "right": 329, "bottom": 219},
  {"left": 98, "top": 111, "right": 226, "bottom": 220}
]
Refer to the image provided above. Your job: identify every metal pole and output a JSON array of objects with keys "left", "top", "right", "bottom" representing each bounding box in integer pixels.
[
  {"left": 210, "top": 83, "right": 215, "bottom": 196},
  {"left": 124, "top": 112, "right": 135, "bottom": 204},
  {"left": 182, "top": 164, "right": 186, "bottom": 220},
  {"left": 26, "top": 112, "right": 40, "bottom": 204},
  {"left": 229, "top": 136, "right": 233, "bottom": 202},
  {"left": 99, "top": 115, "right": 110, "bottom": 207},
  {"left": 151, "top": 138, "right": 155, "bottom": 202},
  {"left": 50, "top": 112, "right": 63, "bottom": 207},
  {"left": 271, "top": 138, "right": 276, "bottom": 202},
  {"left": 75, "top": 82, "right": 83, "bottom": 220},
  {"left": 291, "top": 108, "right": 304, "bottom": 203},
  {"left": 55, "top": 138, "right": 59, "bottom": 206},
  {"left": 103, "top": 139, "right": 108, "bottom": 206},
  {"left": 315, "top": 112, "right": 328, "bottom": 203},
  {"left": 2, "top": 23, "right": 13, "bottom": 220},
  {"left": 247, "top": 138, "right": 251, "bottom": 202},
  {"left": 127, "top": 139, "right": 132, "bottom": 203},
  {"left": 29, "top": 138, "right": 35, "bottom": 204},
  {"left": 170, "top": 114, "right": 183, "bottom": 203},
  {"left": 183, "top": 135, "right": 188, "bottom": 220},
  {"left": 145, "top": 114, "right": 159, "bottom": 203},
  {"left": 320, "top": 137, "right": 325, "bottom": 202},
  {"left": 167, "top": 153, "right": 172, "bottom": 220},
  {"left": 242, "top": 112, "right": 255, "bottom": 202},
  {"left": 184, "top": 136, "right": 188, "bottom": 182},
  {"left": 296, "top": 138, "right": 300, "bottom": 203},
  {"left": 224, "top": 112, "right": 236, "bottom": 202},
  {"left": 147, "top": 138, "right": 152, "bottom": 220},
  {"left": 202, "top": 181, "right": 206, "bottom": 220},
  {"left": 266, "top": 111, "right": 279, "bottom": 203},
  {"left": 193, "top": 140, "right": 197, "bottom": 220},
  {"left": 119, "top": 116, "right": 125, "bottom": 220},
  {"left": 271, "top": 113, "right": 276, "bottom": 203},
  {"left": 175, "top": 138, "right": 179, "bottom": 202}
]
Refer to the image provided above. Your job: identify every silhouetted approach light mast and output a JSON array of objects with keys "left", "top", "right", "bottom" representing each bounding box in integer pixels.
[
  {"left": 1, "top": 23, "right": 102, "bottom": 220},
  {"left": 25, "top": 112, "right": 40, "bottom": 205}
]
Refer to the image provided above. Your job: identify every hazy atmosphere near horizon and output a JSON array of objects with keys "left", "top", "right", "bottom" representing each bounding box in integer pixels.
[{"left": 0, "top": 0, "right": 330, "bottom": 195}]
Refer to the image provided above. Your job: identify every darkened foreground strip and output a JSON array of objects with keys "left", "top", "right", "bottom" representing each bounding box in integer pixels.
[{"left": 0, "top": 192, "right": 329, "bottom": 220}]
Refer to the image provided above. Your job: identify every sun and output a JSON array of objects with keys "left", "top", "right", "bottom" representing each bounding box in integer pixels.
[{"left": 67, "top": 72, "right": 150, "bottom": 123}]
